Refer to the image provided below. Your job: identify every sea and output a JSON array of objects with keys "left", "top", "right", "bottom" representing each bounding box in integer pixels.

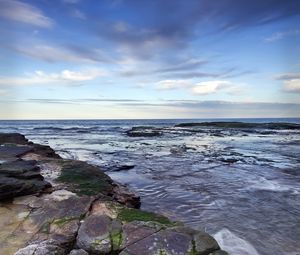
[{"left": 0, "top": 118, "right": 300, "bottom": 255}]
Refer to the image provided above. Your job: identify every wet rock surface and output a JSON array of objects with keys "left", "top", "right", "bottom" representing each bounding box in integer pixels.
[{"left": 0, "top": 133, "right": 224, "bottom": 255}]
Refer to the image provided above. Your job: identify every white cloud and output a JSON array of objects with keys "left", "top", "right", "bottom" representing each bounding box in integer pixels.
[
  {"left": 0, "top": 89, "right": 8, "bottom": 96},
  {"left": 113, "top": 22, "right": 129, "bottom": 32},
  {"left": 63, "top": 0, "right": 80, "bottom": 3},
  {"left": 71, "top": 9, "right": 86, "bottom": 20},
  {"left": 156, "top": 79, "right": 192, "bottom": 90},
  {"left": 192, "top": 80, "right": 232, "bottom": 95},
  {"left": 156, "top": 79, "right": 238, "bottom": 95},
  {"left": 275, "top": 73, "right": 300, "bottom": 80},
  {"left": 0, "top": 0, "right": 54, "bottom": 28},
  {"left": 0, "top": 69, "right": 106, "bottom": 87},
  {"left": 283, "top": 79, "right": 300, "bottom": 93},
  {"left": 264, "top": 29, "right": 300, "bottom": 43},
  {"left": 13, "top": 43, "right": 109, "bottom": 63}
]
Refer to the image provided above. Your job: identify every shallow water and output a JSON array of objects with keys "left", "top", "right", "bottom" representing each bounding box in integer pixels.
[{"left": 1, "top": 119, "right": 300, "bottom": 255}]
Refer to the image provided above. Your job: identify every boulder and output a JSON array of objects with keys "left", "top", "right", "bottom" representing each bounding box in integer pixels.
[
  {"left": 112, "top": 184, "right": 141, "bottom": 208},
  {"left": 69, "top": 249, "right": 89, "bottom": 255},
  {"left": 0, "top": 133, "right": 29, "bottom": 145},
  {"left": 14, "top": 241, "right": 65, "bottom": 255},
  {"left": 76, "top": 214, "right": 122, "bottom": 254},
  {"left": 0, "top": 160, "right": 50, "bottom": 201}
]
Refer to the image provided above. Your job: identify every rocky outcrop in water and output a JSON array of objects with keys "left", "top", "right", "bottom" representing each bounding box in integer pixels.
[
  {"left": 0, "top": 133, "right": 227, "bottom": 255},
  {"left": 126, "top": 126, "right": 162, "bottom": 137},
  {"left": 174, "top": 121, "right": 300, "bottom": 130}
]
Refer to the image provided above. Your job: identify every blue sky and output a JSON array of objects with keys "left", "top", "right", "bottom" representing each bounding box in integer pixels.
[{"left": 0, "top": 0, "right": 299, "bottom": 119}]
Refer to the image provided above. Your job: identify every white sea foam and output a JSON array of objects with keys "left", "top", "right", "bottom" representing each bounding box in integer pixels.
[
  {"left": 213, "top": 228, "right": 259, "bottom": 255},
  {"left": 249, "top": 177, "right": 292, "bottom": 192}
]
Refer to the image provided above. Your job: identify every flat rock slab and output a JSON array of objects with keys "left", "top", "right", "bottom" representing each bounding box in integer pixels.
[
  {"left": 0, "top": 159, "right": 50, "bottom": 201},
  {"left": 0, "top": 133, "right": 29, "bottom": 145},
  {"left": 76, "top": 214, "right": 122, "bottom": 254},
  {"left": 120, "top": 229, "right": 193, "bottom": 255},
  {"left": 0, "top": 145, "right": 33, "bottom": 160}
]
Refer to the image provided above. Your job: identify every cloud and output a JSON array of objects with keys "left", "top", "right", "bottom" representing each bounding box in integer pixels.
[
  {"left": 90, "top": 0, "right": 300, "bottom": 60},
  {"left": 121, "top": 59, "right": 208, "bottom": 77},
  {"left": 12, "top": 43, "right": 111, "bottom": 63},
  {"left": 0, "top": 0, "right": 54, "bottom": 28},
  {"left": 26, "top": 98, "right": 143, "bottom": 104},
  {"left": 275, "top": 73, "right": 300, "bottom": 93},
  {"left": 275, "top": 73, "right": 300, "bottom": 80},
  {"left": 63, "top": 0, "right": 80, "bottom": 3},
  {"left": 264, "top": 29, "right": 300, "bottom": 42},
  {"left": 156, "top": 80, "right": 192, "bottom": 90},
  {"left": 0, "top": 69, "right": 106, "bottom": 87},
  {"left": 283, "top": 79, "right": 300, "bottom": 93},
  {"left": 119, "top": 100, "right": 300, "bottom": 118},
  {"left": 71, "top": 9, "right": 86, "bottom": 20},
  {"left": 0, "top": 89, "right": 8, "bottom": 96},
  {"left": 192, "top": 80, "right": 232, "bottom": 95},
  {"left": 156, "top": 79, "right": 238, "bottom": 95}
]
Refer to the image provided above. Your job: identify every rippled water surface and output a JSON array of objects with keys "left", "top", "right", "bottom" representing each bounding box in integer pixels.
[{"left": 1, "top": 119, "right": 300, "bottom": 255}]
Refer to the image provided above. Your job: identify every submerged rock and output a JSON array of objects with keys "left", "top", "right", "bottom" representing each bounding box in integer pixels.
[{"left": 126, "top": 126, "right": 162, "bottom": 137}]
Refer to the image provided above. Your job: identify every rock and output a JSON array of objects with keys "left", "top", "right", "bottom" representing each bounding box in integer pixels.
[
  {"left": 194, "top": 231, "right": 220, "bottom": 254},
  {"left": 14, "top": 241, "right": 65, "bottom": 255},
  {"left": 113, "top": 164, "right": 135, "bottom": 171},
  {"left": 0, "top": 133, "right": 29, "bottom": 145},
  {"left": 69, "top": 249, "right": 89, "bottom": 255},
  {"left": 55, "top": 160, "right": 115, "bottom": 197},
  {"left": 76, "top": 214, "right": 122, "bottom": 254},
  {"left": 121, "top": 221, "right": 161, "bottom": 249},
  {"left": 209, "top": 250, "right": 230, "bottom": 255},
  {"left": 220, "top": 158, "right": 238, "bottom": 164},
  {"left": 113, "top": 184, "right": 141, "bottom": 208},
  {"left": 0, "top": 160, "right": 51, "bottom": 201},
  {"left": 126, "top": 127, "right": 162, "bottom": 137},
  {"left": 90, "top": 200, "right": 118, "bottom": 218},
  {"left": 0, "top": 145, "right": 33, "bottom": 160},
  {"left": 31, "top": 144, "right": 61, "bottom": 159},
  {"left": 121, "top": 229, "right": 193, "bottom": 255}
]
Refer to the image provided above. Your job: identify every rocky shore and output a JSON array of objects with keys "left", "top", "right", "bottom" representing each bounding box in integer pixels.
[{"left": 0, "top": 133, "right": 227, "bottom": 255}]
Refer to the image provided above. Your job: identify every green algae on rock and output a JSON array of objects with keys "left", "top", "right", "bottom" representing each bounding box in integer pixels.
[
  {"left": 56, "top": 160, "right": 114, "bottom": 196},
  {"left": 117, "top": 207, "right": 174, "bottom": 226}
]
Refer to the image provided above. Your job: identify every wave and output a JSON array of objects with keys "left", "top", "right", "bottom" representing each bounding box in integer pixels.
[
  {"left": 213, "top": 228, "right": 259, "bottom": 255},
  {"left": 32, "top": 126, "right": 100, "bottom": 133}
]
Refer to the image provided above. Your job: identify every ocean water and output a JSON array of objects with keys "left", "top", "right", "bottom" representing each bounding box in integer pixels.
[{"left": 0, "top": 118, "right": 300, "bottom": 255}]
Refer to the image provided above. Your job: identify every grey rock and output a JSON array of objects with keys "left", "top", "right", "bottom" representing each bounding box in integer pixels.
[
  {"left": 76, "top": 215, "right": 122, "bottom": 254},
  {"left": 209, "top": 250, "right": 230, "bottom": 255},
  {"left": 0, "top": 159, "right": 50, "bottom": 201},
  {"left": 121, "top": 229, "right": 193, "bottom": 255},
  {"left": 69, "top": 249, "right": 89, "bottom": 255},
  {"left": 121, "top": 221, "right": 159, "bottom": 248},
  {"left": 126, "top": 127, "right": 161, "bottom": 137},
  {"left": 0, "top": 133, "right": 29, "bottom": 145},
  {"left": 14, "top": 242, "right": 65, "bottom": 255},
  {"left": 194, "top": 231, "right": 220, "bottom": 254},
  {"left": 112, "top": 184, "right": 141, "bottom": 208},
  {"left": 0, "top": 144, "right": 33, "bottom": 160}
]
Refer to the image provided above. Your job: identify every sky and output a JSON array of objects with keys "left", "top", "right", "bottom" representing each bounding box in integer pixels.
[{"left": 0, "top": 0, "right": 300, "bottom": 119}]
